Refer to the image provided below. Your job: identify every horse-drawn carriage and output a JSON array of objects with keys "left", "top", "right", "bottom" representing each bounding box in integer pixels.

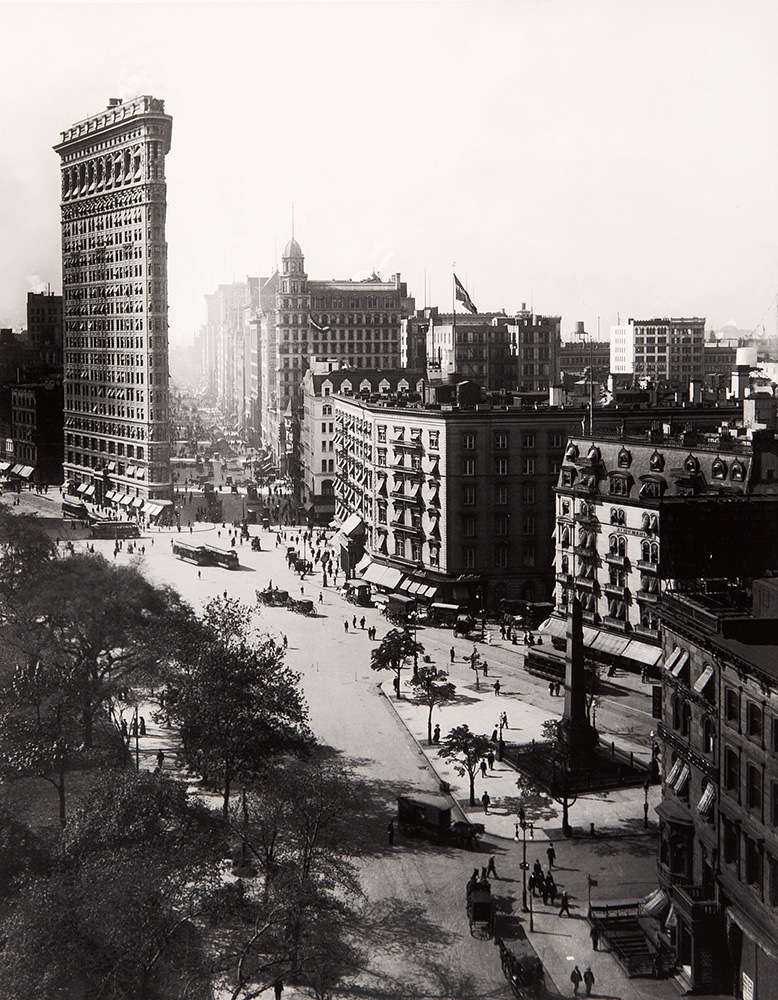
[
  {"left": 256, "top": 588, "right": 289, "bottom": 607},
  {"left": 495, "top": 937, "right": 545, "bottom": 998},
  {"left": 397, "top": 794, "right": 484, "bottom": 851},
  {"left": 287, "top": 597, "right": 316, "bottom": 616},
  {"left": 466, "top": 878, "right": 495, "bottom": 939}
]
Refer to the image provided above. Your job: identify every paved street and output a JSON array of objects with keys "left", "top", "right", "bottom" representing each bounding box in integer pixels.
[{"left": 12, "top": 492, "right": 706, "bottom": 998}]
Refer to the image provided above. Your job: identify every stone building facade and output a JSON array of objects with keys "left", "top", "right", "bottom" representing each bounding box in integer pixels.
[{"left": 55, "top": 95, "right": 173, "bottom": 505}]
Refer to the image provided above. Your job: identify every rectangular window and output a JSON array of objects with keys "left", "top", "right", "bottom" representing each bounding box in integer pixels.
[
  {"left": 495, "top": 485, "right": 508, "bottom": 505},
  {"left": 723, "top": 816, "right": 738, "bottom": 865},
  {"left": 496, "top": 515, "right": 508, "bottom": 536},
  {"left": 522, "top": 433, "right": 535, "bottom": 448},
  {"left": 523, "top": 485, "right": 535, "bottom": 504},
  {"left": 377, "top": 449, "right": 386, "bottom": 467},
  {"left": 377, "top": 425, "right": 386, "bottom": 442},
  {"left": 462, "top": 546, "right": 476, "bottom": 569},
  {"left": 523, "top": 513, "right": 535, "bottom": 535},
  {"left": 462, "top": 516, "right": 476, "bottom": 537},
  {"left": 748, "top": 702, "right": 763, "bottom": 741},
  {"left": 462, "top": 458, "right": 475, "bottom": 476},
  {"left": 523, "top": 545, "right": 535, "bottom": 567},
  {"left": 428, "top": 430, "right": 439, "bottom": 449},
  {"left": 463, "top": 486, "right": 476, "bottom": 505},
  {"left": 724, "top": 746, "right": 739, "bottom": 792},
  {"left": 495, "top": 457, "right": 508, "bottom": 475},
  {"left": 496, "top": 544, "right": 509, "bottom": 568},
  {"left": 494, "top": 431, "right": 508, "bottom": 450},
  {"left": 551, "top": 433, "right": 564, "bottom": 448},
  {"left": 747, "top": 763, "right": 763, "bottom": 811},
  {"left": 744, "top": 834, "right": 762, "bottom": 887},
  {"left": 394, "top": 535, "right": 406, "bottom": 558},
  {"left": 462, "top": 433, "right": 475, "bottom": 450},
  {"left": 725, "top": 688, "right": 739, "bottom": 724},
  {"left": 523, "top": 457, "right": 535, "bottom": 475}
]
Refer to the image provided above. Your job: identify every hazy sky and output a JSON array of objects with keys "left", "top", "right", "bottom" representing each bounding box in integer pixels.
[{"left": 1, "top": 0, "right": 777, "bottom": 344}]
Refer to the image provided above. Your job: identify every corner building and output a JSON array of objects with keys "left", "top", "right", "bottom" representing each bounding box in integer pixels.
[{"left": 55, "top": 96, "right": 173, "bottom": 503}]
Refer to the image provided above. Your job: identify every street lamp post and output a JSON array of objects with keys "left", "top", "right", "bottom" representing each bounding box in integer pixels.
[
  {"left": 514, "top": 807, "right": 534, "bottom": 928},
  {"left": 643, "top": 776, "right": 650, "bottom": 829}
]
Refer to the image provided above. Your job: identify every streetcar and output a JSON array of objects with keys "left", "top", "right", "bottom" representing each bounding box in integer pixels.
[
  {"left": 171, "top": 541, "right": 211, "bottom": 565},
  {"left": 202, "top": 545, "right": 240, "bottom": 570},
  {"left": 91, "top": 521, "right": 140, "bottom": 540}
]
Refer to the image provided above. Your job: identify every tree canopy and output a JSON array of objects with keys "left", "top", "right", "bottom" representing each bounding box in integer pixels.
[
  {"left": 437, "top": 725, "right": 492, "bottom": 807},
  {"left": 408, "top": 665, "right": 456, "bottom": 745},
  {"left": 369, "top": 628, "right": 424, "bottom": 696}
]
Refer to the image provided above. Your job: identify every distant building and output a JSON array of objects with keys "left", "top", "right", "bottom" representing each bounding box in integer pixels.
[
  {"left": 11, "top": 381, "right": 63, "bottom": 485},
  {"left": 55, "top": 95, "right": 173, "bottom": 508},
  {"left": 299, "top": 364, "right": 425, "bottom": 525},
  {"left": 559, "top": 338, "right": 611, "bottom": 380},
  {"left": 258, "top": 238, "right": 415, "bottom": 480},
  {"left": 511, "top": 308, "right": 561, "bottom": 391},
  {"left": 654, "top": 584, "right": 778, "bottom": 996},
  {"left": 424, "top": 308, "right": 517, "bottom": 391},
  {"left": 610, "top": 318, "right": 706, "bottom": 386}
]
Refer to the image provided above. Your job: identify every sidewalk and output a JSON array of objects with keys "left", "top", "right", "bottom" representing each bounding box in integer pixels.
[{"left": 379, "top": 672, "right": 704, "bottom": 1000}]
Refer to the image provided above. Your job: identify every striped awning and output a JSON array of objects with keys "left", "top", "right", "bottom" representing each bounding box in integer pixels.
[
  {"left": 693, "top": 665, "right": 714, "bottom": 694},
  {"left": 697, "top": 782, "right": 716, "bottom": 816}
]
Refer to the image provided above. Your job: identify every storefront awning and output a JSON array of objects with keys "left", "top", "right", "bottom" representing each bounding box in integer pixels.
[
  {"left": 83, "top": 485, "right": 95, "bottom": 497},
  {"left": 432, "top": 602, "right": 460, "bottom": 612},
  {"left": 623, "top": 639, "right": 664, "bottom": 667},
  {"left": 376, "top": 567, "right": 403, "bottom": 589},
  {"left": 590, "top": 632, "right": 630, "bottom": 657},
  {"left": 655, "top": 797, "right": 693, "bottom": 826},
  {"left": 131, "top": 497, "right": 144, "bottom": 508},
  {"left": 10, "top": 464, "right": 23, "bottom": 476},
  {"left": 727, "top": 904, "right": 778, "bottom": 961},
  {"left": 146, "top": 503, "right": 163, "bottom": 517},
  {"left": 355, "top": 554, "right": 372, "bottom": 576},
  {"left": 539, "top": 616, "right": 567, "bottom": 641},
  {"left": 77, "top": 483, "right": 89, "bottom": 493},
  {"left": 0, "top": 461, "right": 10, "bottom": 472},
  {"left": 18, "top": 465, "right": 34, "bottom": 478}
]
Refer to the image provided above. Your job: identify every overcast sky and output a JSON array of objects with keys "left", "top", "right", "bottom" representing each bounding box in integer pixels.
[{"left": 1, "top": 0, "right": 777, "bottom": 344}]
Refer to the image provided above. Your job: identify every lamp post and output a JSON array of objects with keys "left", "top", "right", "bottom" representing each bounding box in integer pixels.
[
  {"left": 514, "top": 806, "right": 534, "bottom": 928},
  {"left": 643, "top": 776, "right": 650, "bottom": 829}
]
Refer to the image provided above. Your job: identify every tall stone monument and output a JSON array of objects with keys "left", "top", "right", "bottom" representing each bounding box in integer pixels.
[{"left": 559, "top": 597, "right": 597, "bottom": 759}]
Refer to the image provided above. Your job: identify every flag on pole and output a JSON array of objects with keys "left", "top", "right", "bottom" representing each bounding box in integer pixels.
[{"left": 454, "top": 274, "right": 477, "bottom": 314}]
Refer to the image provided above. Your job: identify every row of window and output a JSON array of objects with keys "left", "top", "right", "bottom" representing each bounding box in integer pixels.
[{"left": 464, "top": 485, "right": 535, "bottom": 505}]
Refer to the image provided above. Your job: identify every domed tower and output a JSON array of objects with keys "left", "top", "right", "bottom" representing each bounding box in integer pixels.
[{"left": 281, "top": 237, "right": 307, "bottom": 293}]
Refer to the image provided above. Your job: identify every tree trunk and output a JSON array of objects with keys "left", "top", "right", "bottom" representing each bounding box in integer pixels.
[
  {"left": 427, "top": 705, "right": 434, "bottom": 745},
  {"left": 468, "top": 772, "right": 476, "bottom": 807},
  {"left": 222, "top": 762, "right": 232, "bottom": 819}
]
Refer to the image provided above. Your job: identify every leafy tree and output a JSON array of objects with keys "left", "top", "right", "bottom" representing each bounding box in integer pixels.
[
  {"left": 0, "top": 770, "right": 223, "bottom": 1000},
  {"left": 408, "top": 665, "right": 456, "bottom": 745},
  {"left": 220, "top": 758, "right": 363, "bottom": 1000},
  {"left": 0, "top": 507, "right": 56, "bottom": 606},
  {"left": 540, "top": 718, "right": 579, "bottom": 836},
  {"left": 0, "top": 804, "right": 48, "bottom": 897},
  {"left": 7, "top": 552, "right": 185, "bottom": 748},
  {"left": 170, "top": 598, "right": 312, "bottom": 817},
  {"left": 369, "top": 627, "right": 424, "bottom": 697},
  {"left": 437, "top": 725, "right": 492, "bottom": 807}
]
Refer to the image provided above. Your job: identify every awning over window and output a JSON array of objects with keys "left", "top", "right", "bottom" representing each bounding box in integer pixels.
[
  {"left": 397, "top": 576, "right": 415, "bottom": 594},
  {"left": 671, "top": 651, "right": 690, "bottom": 679},
  {"left": 105, "top": 490, "right": 117, "bottom": 501},
  {"left": 665, "top": 759, "right": 683, "bottom": 787},
  {"left": 362, "top": 562, "right": 386, "bottom": 586},
  {"left": 697, "top": 782, "right": 716, "bottom": 816},
  {"left": 145, "top": 503, "right": 163, "bottom": 516},
  {"left": 693, "top": 665, "right": 715, "bottom": 695},
  {"left": 355, "top": 554, "right": 372, "bottom": 575},
  {"left": 642, "top": 888, "right": 670, "bottom": 919},
  {"left": 673, "top": 763, "right": 690, "bottom": 794},
  {"left": 106, "top": 461, "right": 116, "bottom": 472},
  {"left": 655, "top": 797, "right": 694, "bottom": 826},
  {"left": 83, "top": 485, "right": 95, "bottom": 497},
  {"left": 18, "top": 466, "right": 34, "bottom": 478},
  {"left": 0, "top": 461, "right": 10, "bottom": 472},
  {"left": 131, "top": 497, "right": 144, "bottom": 508},
  {"left": 126, "top": 465, "right": 137, "bottom": 477},
  {"left": 10, "top": 464, "right": 23, "bottom": 476},
  {"left": 341, "top": 513, "right": 365, "bottom": 537},
  {"left": 77, "top": 483, "right": 89, "bottom": 494},
  {"left": 378, "top": 567, "right": 403, "bottom": 589}
]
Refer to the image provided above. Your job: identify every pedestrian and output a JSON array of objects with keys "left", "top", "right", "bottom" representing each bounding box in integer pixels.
[
  {"left": 491, "top": 728, "right": 498, "bottom": 743},
  {"left": 352, "top": 615, "right": 357, "bottom": 629},
  {"left": 547, "top": 843, "right": 556, "bottom": 869},
  {"left": 481, "top": 790, "right": 490, "bottom": 814},
  {"left": 590, "top": 923, "right": 599, "bottom": 951},
  {"left": 282, "top": 635, "right": 288, "bottom": 649},
  {"left": 556, "top": 680, "right": 562, "bottom": 696},
  {"left": 156, "top": 750, "right": 165, "bottom": 770},
  {"left": 480, "top": 759, "right": 488, "bottom": 778},
  {"left": 482, "top": 660, "right": 488, "bottom": 677},
  {"left": 223, "top": 590, "right": 227, "bottom": 599},
  {"left": 450, "top": 646, "right": 455, "bottom": 663},
  {"left": 393, "top": 675, "right": 400, "bottom": 697},
  {"left": 274, "top": 980, "right": 284, "bottom": 1000},
  {"left": 487, "top": 750, "right": 495, "bottom": 770},
  {"left": 344, "top": 620, "right": 349, "bottom": 633},
  {"left": 360, "top": 616, "right": 365, "bottom": 630},
  {"left": 319, "top": 591, "right": 323, "bottom": 604},
  {"left": 501, "top": 711, "right": 509, "bottom": 728},
  {"left": 558, "top": 890, "right": 571, "bottom": 917},
  {"left": 545, "top": 872, "right": 556, "bottom": 905},
  {"left": 433, "top": 723, "right": 440, "bottom": 743},
  {"left": 139, "top": 716, "right": 146, "bottom": 736},
  {"left": 493, "top": 679, "right": 501, "bottom": 696},
  {"left": 387, "top": 819, "right": 394, "bottom": 845},
  {"left": 198, "top": 570, "right": 201, "bottom": 578},
  {"left": 486, "top": 855, "right": 497, "bottom": 878},
  {"left": 570, "top": 965, "right": 582, "bottom": 996},
  {"left": 583, "top": 967, "right": 595, "bottom": 996},
  {"left": 549, "top": 680, "right": 555, "bottom": 696}
]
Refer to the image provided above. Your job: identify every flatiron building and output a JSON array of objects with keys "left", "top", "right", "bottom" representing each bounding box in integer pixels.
[{"left": 55, "top": 95, "right": 173, "bottom": 504}]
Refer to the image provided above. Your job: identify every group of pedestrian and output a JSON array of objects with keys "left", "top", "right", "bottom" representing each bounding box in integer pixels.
[
  {"left": 570, "top": 963, "right": 595, "bottom": 996},
  {"left": 548, "top": 679, "right": 562, "bottom": 696}
]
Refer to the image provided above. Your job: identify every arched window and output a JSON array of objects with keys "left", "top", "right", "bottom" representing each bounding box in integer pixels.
[
  {"left": 702, "top": 716, "right": 716, "bottom": 755},
  {"left": 560, "top": 526, "right": 571, "bottom": 548},
  {"left": 618, "top": 447, "right": 632, "bottom": 468},
  {"left": 731, "top": 460, "right": 746, "bottom": 483},
  {"left": 565, "top": 442, "right": 579, "bottom": 460},
  {"left": 561, "top": 554, "right": 569, "bottom": 574},
  {"left": 681, "top": 702, "right": 692, "bottom": 738},
  {"left": 684, "top": 454, "right": 699, "bottom": 474},
  {"left": 712, "top": 457, "right": 727, "bottom": 480},
  {"left": 609, "top": 534, "right": 626, "bottom": 556},
  {"left": 650, "top": 450, "right": 665, "bottom": 472},
  {"left": 673, "top": 695, "right": 681, "bottom": 731}
]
